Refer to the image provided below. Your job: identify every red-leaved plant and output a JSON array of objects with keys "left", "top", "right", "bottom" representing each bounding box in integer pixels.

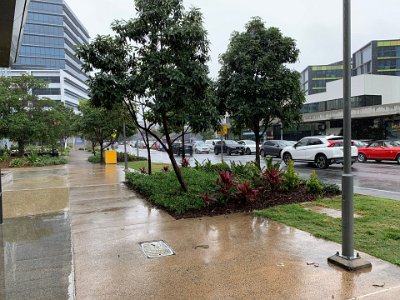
[
  {"left": 261, "top": 158, "right": 283, "bottom": 191},
  {"left": 181, "top": 157, "right": 190, "bottom": 168},
  {"left": 215, "top": 170, "right": 236, "bottom": 196},
  {"left": 236, "top": 180, "right": 259, "bottom": 203},
  {"left": 202, "top": 192, "right": 216, "bottom": 205}
]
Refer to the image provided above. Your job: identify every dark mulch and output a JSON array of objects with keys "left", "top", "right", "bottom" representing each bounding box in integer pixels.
[{"left": 127, "top": 182, "right": 340, "bottom": 219}]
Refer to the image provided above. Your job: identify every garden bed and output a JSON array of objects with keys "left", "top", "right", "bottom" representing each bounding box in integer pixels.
[{"left": 125, "top": 159, "right": 340, "bottom": 219}]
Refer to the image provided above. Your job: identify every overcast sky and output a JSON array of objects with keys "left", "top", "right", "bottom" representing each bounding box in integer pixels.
[{"left": 66, "top": 0, "right": 400, "bottom": 78}]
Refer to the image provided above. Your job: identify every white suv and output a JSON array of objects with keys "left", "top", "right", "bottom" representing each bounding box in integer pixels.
[{"left": 281, "top": 136, "right": 358, "bottom": 169}]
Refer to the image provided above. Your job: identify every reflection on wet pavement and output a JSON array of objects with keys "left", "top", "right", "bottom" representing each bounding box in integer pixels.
[{"left": 0, "top": 213, "right": 72, "bottom": 300}]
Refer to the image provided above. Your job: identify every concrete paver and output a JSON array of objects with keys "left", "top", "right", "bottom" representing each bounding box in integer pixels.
[
  {"left": 1, "top": 150, "right": 399, "bottom": 299},
  {"left": 68, "top": 150, "right": 400, "bottom": 299}
]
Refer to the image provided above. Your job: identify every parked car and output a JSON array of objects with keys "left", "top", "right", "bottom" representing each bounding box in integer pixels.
[
  {"left": 357, "top": 140, "right": 400, "bottom": 164},
  {"left": 172, "top": 143, "right": 193, "bottom": 156},
  {"left": 281, "top": 135, "right": 358, "bottom": 169},
  {"left": 238, "top": 140, "right": 256, "bottom": 155},
  {"left": 214, "top": 140, "right": 245, "bottom": 156},
  {"left": 260, "top": 140, "right": 296, "bottom": 158},
  {"left": 205, "top": 139, "right": 220, "bottom": 151},
  {"left": 192, "top": 141, "right": 210, "bottom": 154}
]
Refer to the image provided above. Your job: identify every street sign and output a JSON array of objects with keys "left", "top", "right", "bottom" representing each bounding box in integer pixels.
[{"left": 217, "top": 125, "right": 228, "bottom": 135}]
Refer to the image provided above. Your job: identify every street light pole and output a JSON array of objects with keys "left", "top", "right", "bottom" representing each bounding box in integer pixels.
[{"left": 328, "top": 0, "right": 371, "bottom": 271}]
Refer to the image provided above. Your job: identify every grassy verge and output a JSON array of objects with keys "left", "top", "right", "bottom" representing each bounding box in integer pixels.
[
  {"left": 256, "top": 194, "right": 400, "bottom": 266},
  {"left": 126, "top": 168, "right": 217, "bottom": 213},
  {"left": 124, "top": 161, "right": 171, "bottom": 173}
]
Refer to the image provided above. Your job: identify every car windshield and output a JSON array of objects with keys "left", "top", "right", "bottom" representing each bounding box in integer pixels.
[
  {"left": 280, "top": 141, "right": 296, "bottom": 146},
  {"left": 243, "top": 140, "right": 255, "bottom": 145},
  {"left": 225, "top": 140, "right": 239, "bottom": 145},
  {"left": 196, "top": 142, "right": 207, "bottom": 147}
]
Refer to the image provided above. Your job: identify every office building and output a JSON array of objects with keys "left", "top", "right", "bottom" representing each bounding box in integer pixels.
[{"left": 4, "top": 0, "right": 90, "bottom": 109}]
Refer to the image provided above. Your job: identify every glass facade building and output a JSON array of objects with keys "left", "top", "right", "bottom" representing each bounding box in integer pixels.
[
  {"left": 301, "top": 39, "right": 400, "bottom": 96},
  {"left": 10, "top": 0, "right": 89, "bottom": 109}
]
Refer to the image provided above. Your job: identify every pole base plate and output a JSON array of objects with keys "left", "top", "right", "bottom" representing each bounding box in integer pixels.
[{"left": 328, "top": 253, "right": 372, "bottom": 271}]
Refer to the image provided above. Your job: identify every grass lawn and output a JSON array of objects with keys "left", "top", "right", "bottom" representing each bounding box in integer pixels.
[
  {"left": 123, "top": 161, "right": 171, "bottom": 173},
  {"left": 256, "top": 194, "right": 400, "bottom": 266}
]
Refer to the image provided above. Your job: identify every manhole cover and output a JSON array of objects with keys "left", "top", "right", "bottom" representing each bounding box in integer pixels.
[{"left": 139, "top": 240, "right": 175, "bottom": 259}]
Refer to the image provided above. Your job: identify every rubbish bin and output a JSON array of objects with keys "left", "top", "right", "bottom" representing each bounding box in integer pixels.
[{"left": 105, "top": 150, "right": 117, "bottom": 164}]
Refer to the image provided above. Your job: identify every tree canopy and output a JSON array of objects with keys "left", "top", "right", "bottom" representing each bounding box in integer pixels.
[
  {"left": 76, "top": 0, "right": 219, "bottom": 191},
  {"left": 217, "top": 17, "right": 305, "bottom": 168},
  {"left": 0, "top": 75, "right": 76, "bottom": 155}
]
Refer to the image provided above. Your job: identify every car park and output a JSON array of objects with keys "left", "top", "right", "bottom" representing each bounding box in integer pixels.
[
  {"left": 238, "top": 140, "right": 256, "bottom": 154},
  {"left": 193, "top": 141, "right": 210, "bottom": 154},
  {"left": 214, "top": 140, "right": 245, "bottom": 155},
  {"left": 281, "top": 135, "right": 358, "bottom": 169},
  {"left": 357, "top": 140, "right": 400, "bottom": 164},
  {"left": 260, "top": 140, "right": 296, "bottom": 158},
  {"left": 172, "top": 143, "right": 193, "bottom": 156}
]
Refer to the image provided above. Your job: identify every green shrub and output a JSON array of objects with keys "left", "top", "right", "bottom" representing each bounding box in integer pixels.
[
  {"left": 10, "top": 158, "right": 26, "bottom": 167},
  {"left": 0, "top": 151, "right": 10, "bottom": 162},
  {"left": 321, "top": 182, "right": 341, "bottom": 194},
  {"left": 116, "top": 152, "right": 146, "bottom": 162},
  {"left": 193, "top": 159, "right": 231, "bottom": 173},
  {"left": 88, "top": 154, "right": 101, "bottom": 163},
  {"left": 126, "top": 168, "right": 217, "bottom": 213},
  {"left": 230, "top": 161, "right": 260, "bottom": 181},
  {"left": 8, "top": 155, "right": 67, "bottom": 167},
  {"left": 282, "top": 160, "right": 301, "bottom": 191},
  {"left": 305, "top": 171, "right": 324, "bottom": 193}
]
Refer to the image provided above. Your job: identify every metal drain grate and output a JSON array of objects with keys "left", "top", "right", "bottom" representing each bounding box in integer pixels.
[{"left": 139, "top": 240, "right": 175, "bottom": 259}]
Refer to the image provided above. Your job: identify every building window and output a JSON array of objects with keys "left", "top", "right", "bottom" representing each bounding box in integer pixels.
[{"left": 32, "top": 88, "right": 61, "bottom": 95}]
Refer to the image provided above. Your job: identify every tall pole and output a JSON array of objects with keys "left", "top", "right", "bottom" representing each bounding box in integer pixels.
[
  {"left": 341, "top": 0, "right": 354, "bottom": 259},
  {"left": 123, "top": 121, "right": 128, "bottom": 171},
  {"left": 328, "top": 0, "right": 371, "bottom": 271}
]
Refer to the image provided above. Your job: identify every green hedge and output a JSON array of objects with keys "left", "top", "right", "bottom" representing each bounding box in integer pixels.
[
  {"left": 126, "top": 168, "right": 217, "bottom": 213},
  {"left": 9, "top": 155, "right": 68, "bottom": 167}
]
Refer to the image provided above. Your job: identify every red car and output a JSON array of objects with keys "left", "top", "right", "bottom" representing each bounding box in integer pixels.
[{"left": 357, "top": 140, "right": 400, "bottom": 164}]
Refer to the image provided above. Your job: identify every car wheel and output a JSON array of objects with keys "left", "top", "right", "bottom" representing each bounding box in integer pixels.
[
  {"left": 246, "top": 148, "right": 251, "bottom": 155},
  {"left": 214, "top": 150, "right": 219, "bottom": 155},
  {"left": 282, "top": 152, "right": 292, "bottom": 165},
  {"left": 260, "top": 150, "right": 265, "bottom": 157},
  {"left": 375, "top": 160, "right": 381, "bottom": 163},
  {"left": 278, "top": 150, "right": 282, "bottom": 158},
  {"left": 357, "top": 153, "right": 367, "bottom": 163},
  {"left": 195, "top": 149, "right": 199, "bottom": 154},
  {"left": 396, "top": 154, "right": 400, "bottom": 164},
  {"left": 227, "top": 149, "right": 232, "bottom": 156},
  {"left": 315, "top": 154, "right": 329, "bottom": 169}
]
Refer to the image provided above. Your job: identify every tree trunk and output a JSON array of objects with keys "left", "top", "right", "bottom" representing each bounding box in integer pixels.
[
  {"left": 254, "top": 123, "right": 261, "bottom": 169},
  {"left": 162, "top": 116, "right": 188, "bottom": 192},
  {"left": 91, "top": 142, "right": 96, "bottom": 156},
  {"left": 145, "top": 130, "right": 152, "bottom": 174},
  {"left": 100, "top": 145, "right": 104, "bottom": 164},
  {"left": 17, "top": 140, "right": 25, "bottom": 157},
  {"left": 181, "top": 128, "right": 185, "bottom": 160}
]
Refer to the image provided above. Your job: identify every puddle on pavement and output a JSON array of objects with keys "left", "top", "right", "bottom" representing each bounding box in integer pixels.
[{"left": 304, "top": 206, "right": 362, "bottom": 218}]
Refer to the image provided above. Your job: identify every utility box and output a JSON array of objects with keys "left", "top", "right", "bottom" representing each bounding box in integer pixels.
[{"left": 105, "top": 150, "right": 117, "bottom": 164}]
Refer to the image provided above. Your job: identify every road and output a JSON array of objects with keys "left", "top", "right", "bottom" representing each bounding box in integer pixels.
[{"left": 121, "top": 146, "right": 400, "bottom": 200}]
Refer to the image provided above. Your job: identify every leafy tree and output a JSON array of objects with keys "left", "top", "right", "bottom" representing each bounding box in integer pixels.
[
  {"left": 76, "top": 101, "right": 135, "bottom": 164},
  {"left": 217, "top": 17, "right": 305, "bottom": 168},
  {"left": 77, "top": 0, "right": 219, "bottom": 192},
  {"left": 0, "top": 75, "right": 74, "bottom": 156}
]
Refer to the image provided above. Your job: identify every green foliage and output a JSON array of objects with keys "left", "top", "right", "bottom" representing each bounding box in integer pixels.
[
  {"left": 193, "top": 159, "right": 231, "bottom": 173},
  {"left": 9, "top": 155, "right": 67, "bottom": 168},
  {"left": 256, "top": 194, "right": 400, "bottom": 266},
  {"left": 261, "top": 157, "right": 283, "bottom": 191},
  {"left": 76, "top": 0, "right": 219, "bottom": 192},
  {"left": 116, "top": 152, "right": 146, "bottom": 162},
  {"left": 126, "top": 168, "right": 216, "bottom": 213},
  {"left": 321, "top": 182, "right": 341, "bottom": 195},
  {"left": 217, "top": 17, "right": 305, "bottom": 168},
  {"left": 282, "top": 160, "right": 301, "bottom": 191},
  {"left": 0, "top": 151, "right": 10, "bottom": 162},
  {"left": 230, "top": 161, "right": 260, "bottom": 180},
  {"left": 305, "top": 171, "right": 324, "bottom": 194},
  {"left": 88, "top": 154, "right": 101, "bottom": 163},
  {"left": 0, "top": 75, "right": 76, "bottom": 154}
]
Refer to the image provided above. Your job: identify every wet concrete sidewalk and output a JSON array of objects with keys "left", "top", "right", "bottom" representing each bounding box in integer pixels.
[
  {"left": 1, "top": 150, "right": 400, "bottom": 299},
  {"left": 68, "top": 151, "right": 400, "bottom": 299}
]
